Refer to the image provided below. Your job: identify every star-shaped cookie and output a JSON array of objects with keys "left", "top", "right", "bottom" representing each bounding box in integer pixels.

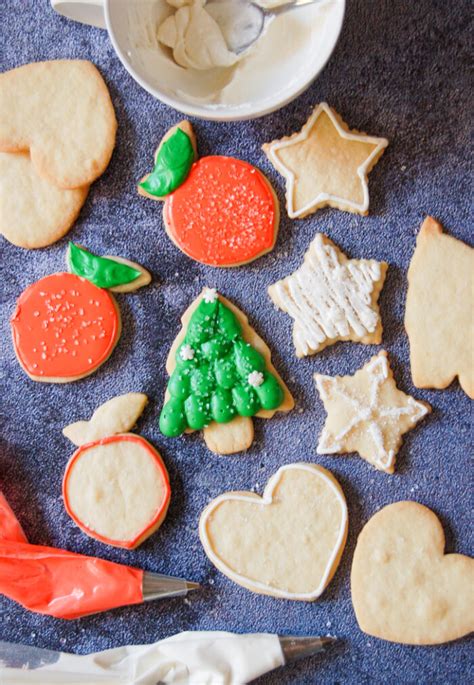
[
  {"left": 405, "top": 217, "right": 474, "bottom": 398},
  {"left": 268, "top": 233, "right": 388, "bottom": 357},
  {"left": 262, "top": 103, "right": 388, "bottom": 218},
  {"left": 314, "top": 351, "right": 430, "bottom": 473}
]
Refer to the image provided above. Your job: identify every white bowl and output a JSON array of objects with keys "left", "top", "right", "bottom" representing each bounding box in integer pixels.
[{"left": 106, "top": 0, "right": 346, "bottom": 121}]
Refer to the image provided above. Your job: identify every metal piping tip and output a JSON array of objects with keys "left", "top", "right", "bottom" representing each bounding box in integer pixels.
[
  {"left": 279, "top": 635, "right": 337, "bottom": 663},
  {"left": 142, "top": 571, "right": 201, "bottom": 602},
  {"left": 185, "top": 581, "right": 201, "bottom": 592}
]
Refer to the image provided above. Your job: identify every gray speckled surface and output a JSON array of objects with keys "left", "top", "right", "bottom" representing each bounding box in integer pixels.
[{"left": 0, "top": 1, "right": 472, "bottom": 683}]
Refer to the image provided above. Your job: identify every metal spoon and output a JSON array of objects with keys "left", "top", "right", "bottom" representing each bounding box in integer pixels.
[{"left": 206, "top": 0, "right": 328, "bottom": 55}]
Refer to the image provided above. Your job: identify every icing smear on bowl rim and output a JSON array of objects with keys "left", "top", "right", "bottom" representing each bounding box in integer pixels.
[{"left": 106, "top": 0, "right": 346, "bottom": 120}]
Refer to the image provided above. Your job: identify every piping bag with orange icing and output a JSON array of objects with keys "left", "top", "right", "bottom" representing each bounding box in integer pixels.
[{"left": 0, "top": 493, "right": 199, "bottom": 619}]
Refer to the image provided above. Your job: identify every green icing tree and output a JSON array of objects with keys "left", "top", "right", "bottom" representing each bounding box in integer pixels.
[{"left": 159, "top": 290, "right": 284, "bottom": 438}]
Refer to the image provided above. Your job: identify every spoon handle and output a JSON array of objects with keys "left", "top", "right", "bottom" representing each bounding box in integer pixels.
[{"left": 269, "top": 0, "right": 328, "bottom": 17}]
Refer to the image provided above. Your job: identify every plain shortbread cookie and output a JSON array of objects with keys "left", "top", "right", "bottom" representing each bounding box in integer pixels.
[
  {"left": 351, "top": 501, "right": 474, "bottom": 644},
  {"left": 0, "top": 151, "right": 89, "bottom": 248},
  {"left": 0, "top": 60, "right": 116, "bottom": 189}
]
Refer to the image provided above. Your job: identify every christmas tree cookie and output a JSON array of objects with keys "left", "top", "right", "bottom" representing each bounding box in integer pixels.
[
  {"left": 138, "top": 121, "right": 279, "bottom": 267},
  {"left": 63, "top": 393, "right": 171, "bottom": 549},
  {"left": 10, "top": 243, "right": 150, "bottom": 383},
  {"left": 159, "top": 288, "right": 294, "bottom": 454}
]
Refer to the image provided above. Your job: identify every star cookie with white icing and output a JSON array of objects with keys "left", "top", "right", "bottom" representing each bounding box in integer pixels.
[
  {"left": 268, "top": 233, "right": 388, "bottom": 358},
  {"left": 262, "top": 103, "right": 388, "bottom": 218},
  {"left": 314, "top": 351, "right": 430, "bottom": 473}
]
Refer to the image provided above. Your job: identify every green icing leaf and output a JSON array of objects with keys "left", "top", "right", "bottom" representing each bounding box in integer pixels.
[
  {"left": 232, "top": 385, "right": 261, "bottom": 417},
  {"left": 68, "top": 242, "right": 141, "bottom": 289},
  {"left": 234, "top": 340, "right": 266, "bottom": 377},
  {"left": 217, "top": 303, "right": 241, "bottom": 340},
  {"left": 186, "top": 299, "right": 218, "bottom": 345},
  {"left": 190, "top": 364, "right": 215, "bottom": 397},
  {"left": 214, "top": 356, "right": 238, "bottom": 389},
  {"left": 168, "top": 367, "right": 191, "bottom": 400},
  {"left": 211, "top": 388, "right": 236, "bottom": 423},
  {"left": 185, "top": 395, "right": 211, "bottom": 430},
  {"left": 160, "top": 398, "right": 187, "bottom": 437},
  {"left": 139, "top": 128, "right": 194, "bottom": 197},
  {"left": 254, "top": 372, "right": 284, "bottom": 410}
]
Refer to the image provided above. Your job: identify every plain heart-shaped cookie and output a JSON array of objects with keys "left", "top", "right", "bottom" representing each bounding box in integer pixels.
[
  {"left": 199, "top": 463, "right": 348, "bottom": 601},
  {"left": 0, "top": 60, "right": 116, "bottom": 189},
  {"left": 351, "top": 501, "right": 474, "bottom": 644},
  {"left": 0, "top": 151, "right": 89, "bottom": 248}
]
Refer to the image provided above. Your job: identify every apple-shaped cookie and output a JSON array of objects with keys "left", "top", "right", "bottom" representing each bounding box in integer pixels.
[
  {"left": 199, "top": 463, "right": 348, "bottom": 600},
  {"left": 351, "top": 501, "right": 474, "bottom": 644},
  {"left": 63, "top": 393, "right": 171, "bottom": 549},
  {"left": 10, "top": 243, "right": 150, "bottom": 382},
  {"left": 138, "top": 121, "right": 279, "bottom": 267}
]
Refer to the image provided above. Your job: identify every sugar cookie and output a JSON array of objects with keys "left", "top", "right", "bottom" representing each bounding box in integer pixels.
[
  {"left": 405, "top": 216, "right": 474, "bottom": 398},
  {"left": 138, "top": 121, "right": 279, "bottom": 267},
  {"left": 0, "top": 152, "right": 89, "bottom": 249},
  {"left": 262, "top": 102, "right": 388, "bottom": 218},
  {"left": 10, "top": 243, "right": 150, "bottom": 383},
  {"left": 199, "top": 463, "right": 348, "bottom": 600},
  {"left": 63, "top": 393, "right": 170, "bottom": 549},
  {"left": 0, "top": 60, "right": 116, "bottom": 189},
  {"left": 269, "top": 233, "right": 387, "bottom": 357},
  {"left": 351, "top": 501, "right": 474, "bottom": 644},
  {"left": 314, "top": 351, "right": 430, "bottom": 473},
  {"left": 159, "top": 288, "right": 294, "bottom": 454}
]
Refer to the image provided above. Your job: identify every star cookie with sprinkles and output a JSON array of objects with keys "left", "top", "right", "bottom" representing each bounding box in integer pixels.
[
  {"left": 138, "top": 121, "right": 279, "bottom": 267},
  {"left": 262, "top": 103, "right": 388, "bottom": 218},
  {"left": 268, "top": 233, "right": 388, "bottom": 358},
  {"left": 314, "top": 351, "right": 430, "bottom": 473}
]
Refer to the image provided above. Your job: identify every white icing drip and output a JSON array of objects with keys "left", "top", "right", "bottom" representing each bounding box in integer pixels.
[
  {"left": 270, "top": 234, "right": 383, "bottom": 356},
  {"left": 315, "top": 353, "right": 429, "bottom": 470},
  {"left": 266, "top": 103, "right": 388, "bottom": 218},
  {"left": 199, "top": 463, "right": 347, "bottom": 601}
]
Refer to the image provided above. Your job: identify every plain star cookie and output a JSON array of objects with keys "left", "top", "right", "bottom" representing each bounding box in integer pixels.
[
  {"left": 199, "top": 463, "right": 348, "bottom": 600},
  {"left": 262, "top": 102, "right": 388, "bottom": 218},
  {"left": 159, "top": 288, "right": 294, "bottom": 454},
  {"left": 351, "top": 501, "right": 474, "bottom": 644},
  {"left": 405, "top": 216, "right": 473, "bottom": 398},
  {"left": 138, "top": 121, "right": 279, "bottom": 267},
  {"left": 314, "top": 351, "right": 430, "bottom": 473},
  {"left": 0, "top": 152, "right": 89, "bottom": 249},
  {"left": 268, "top": 233, "right": 388, "bottom": 357},
  {"left": 10, "top": 243, "right": 150, "bottom": 383},
  {"left": 0, "top": 60, "right": 116, "bottom": 189},
  {"left": 63, "top": 393, "right": 171, "bottom": 549}
]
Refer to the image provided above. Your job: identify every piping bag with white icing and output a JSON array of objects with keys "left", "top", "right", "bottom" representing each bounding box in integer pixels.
[{"left": 0, "top": 633, "right": 336, "bottom": 684}]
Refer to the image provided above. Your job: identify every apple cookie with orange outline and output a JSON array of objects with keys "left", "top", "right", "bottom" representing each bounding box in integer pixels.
[
  {"left": 10, "top": 243, "right": 150, "bottom": 383},
  {"left": 63, "top": 393, "right": 171, "bottom": 549},
  {"left": 138, "top": 121, "right": 279, "bottom": 267}
]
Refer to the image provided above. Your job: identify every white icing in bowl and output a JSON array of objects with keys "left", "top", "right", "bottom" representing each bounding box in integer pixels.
[{"left": 105, "top": 0, "right": 346, "bottom": 120}]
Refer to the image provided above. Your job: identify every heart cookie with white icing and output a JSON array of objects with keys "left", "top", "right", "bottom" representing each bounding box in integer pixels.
[
  {"left": 351, "top": 501, "right": 474, "bottom": 644},
  {"left": 199, "top": 463, "right": 348, "bottom": 600}
]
